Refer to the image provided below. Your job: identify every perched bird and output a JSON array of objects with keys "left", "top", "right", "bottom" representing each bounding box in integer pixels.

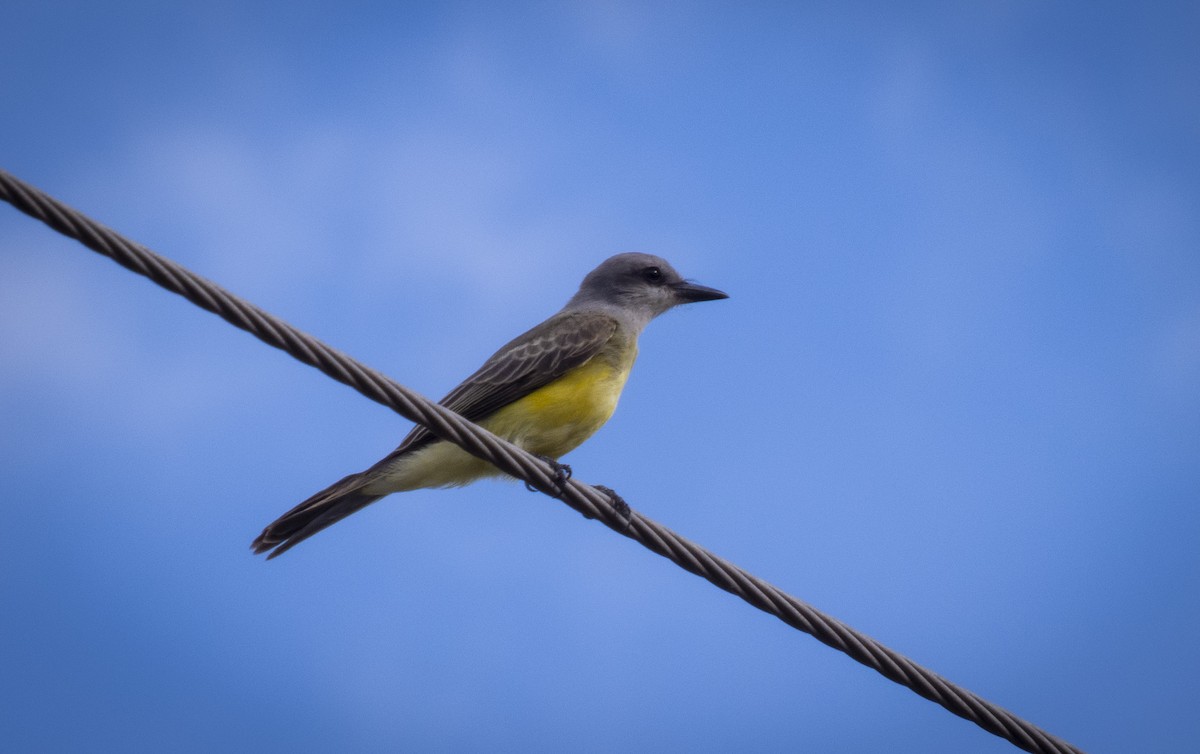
[{"left": 252, "top": 253, "right": 727, "bottom": 558}]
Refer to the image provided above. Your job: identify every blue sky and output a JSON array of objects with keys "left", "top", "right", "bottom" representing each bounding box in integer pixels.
[{"left": 2, "top": 2, "right": 1197, "bottom": 752}]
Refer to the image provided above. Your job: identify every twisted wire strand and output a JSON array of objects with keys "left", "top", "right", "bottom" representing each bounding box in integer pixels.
[{"left": 0, "top": 168, "right": 1084, "bottom": 754}]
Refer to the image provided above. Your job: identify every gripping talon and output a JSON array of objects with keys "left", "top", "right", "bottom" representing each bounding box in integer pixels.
[
  {"left": 524, "top": 455, "right": 572, "bottom": 497},
  {"left": 593, "top": 485, "right": 632, "bottom": 526}
]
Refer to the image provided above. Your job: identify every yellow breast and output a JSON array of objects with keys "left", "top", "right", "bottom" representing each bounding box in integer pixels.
[{"left": 480, "top": 341, "right": 637, "bottom": 459}]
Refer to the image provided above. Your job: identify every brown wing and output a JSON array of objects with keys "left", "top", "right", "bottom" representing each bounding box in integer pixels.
[{"left": 382, "top": 310, "right": 619, "bottom": 458}]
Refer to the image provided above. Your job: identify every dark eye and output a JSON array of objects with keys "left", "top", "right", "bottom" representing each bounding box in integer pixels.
[{"left": 642, "top": 266, "right": 664, "bottom": 284}]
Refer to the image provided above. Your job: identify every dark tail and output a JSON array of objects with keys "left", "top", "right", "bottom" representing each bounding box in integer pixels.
[{"left": 252, "top": 471, "right": 384, "bottom": 559}]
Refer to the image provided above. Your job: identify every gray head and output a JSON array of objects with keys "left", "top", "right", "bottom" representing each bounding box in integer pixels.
[{"left": 565, "top": 253, "right": 728, "bottom": 325}]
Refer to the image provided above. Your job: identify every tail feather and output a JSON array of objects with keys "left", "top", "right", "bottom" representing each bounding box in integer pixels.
[{"left": 252, "top": 471, "right": 384, "bottom": 559}]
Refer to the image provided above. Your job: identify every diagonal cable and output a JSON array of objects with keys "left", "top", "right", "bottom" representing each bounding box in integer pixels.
[{"left": 0, "top": 167, "right": 1084, "bottom": 754}]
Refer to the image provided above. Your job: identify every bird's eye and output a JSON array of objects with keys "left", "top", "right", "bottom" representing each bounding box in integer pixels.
[{"left": 642, "top": 266, "right": 663, "bottom": 284}]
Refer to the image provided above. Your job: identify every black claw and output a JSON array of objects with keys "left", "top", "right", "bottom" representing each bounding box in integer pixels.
[
  {"left": 524, "top": 455, "right": 572, "bottom": 497},
  {"left": 593, "top": 485, "right": 632, "bottom": 526}
]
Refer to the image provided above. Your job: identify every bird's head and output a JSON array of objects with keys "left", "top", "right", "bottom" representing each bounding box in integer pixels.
[{"left": 567, "top": 252, "right": 728, "bottom": 322}]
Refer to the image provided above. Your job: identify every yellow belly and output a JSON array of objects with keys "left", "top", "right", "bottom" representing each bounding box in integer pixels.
[
  {"left": 384, "top": 344, "right": 637, "bottom": 491},
  {"left": 482, "top": 350, "right": 633, "bottom": 458}
]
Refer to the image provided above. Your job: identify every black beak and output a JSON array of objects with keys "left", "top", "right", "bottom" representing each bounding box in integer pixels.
[{"left": 672, "top": 281, "right": 729, "bottom": 303}]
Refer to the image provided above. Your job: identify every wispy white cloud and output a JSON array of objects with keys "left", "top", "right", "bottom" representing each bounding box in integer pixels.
[
  {"left": 0, "top": 233, "right": 128, "bottom": 393},
  {"left": 0, "top": 225, "right": 293, "bottom": 437}
]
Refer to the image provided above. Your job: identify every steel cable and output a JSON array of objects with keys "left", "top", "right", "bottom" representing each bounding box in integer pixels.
[{"left": 0, "top": 168, "right": 1084, "bottom": 754}]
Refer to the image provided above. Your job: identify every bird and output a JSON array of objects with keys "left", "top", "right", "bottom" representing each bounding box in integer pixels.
[{"left": 252, "top": 252, "right": 728, "bottom": 558}]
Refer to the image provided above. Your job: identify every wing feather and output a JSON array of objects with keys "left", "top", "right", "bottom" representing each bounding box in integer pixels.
[{"left": 380, "top": 311, "right": 618, "bottom": 459}]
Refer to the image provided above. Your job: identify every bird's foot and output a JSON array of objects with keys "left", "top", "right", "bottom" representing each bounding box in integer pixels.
[
  {"left": 593, "top": 485, "right": 633, "bottom": 527},
  {"left": 524, "top": 455, "right": 572, "bottom": 497}
]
